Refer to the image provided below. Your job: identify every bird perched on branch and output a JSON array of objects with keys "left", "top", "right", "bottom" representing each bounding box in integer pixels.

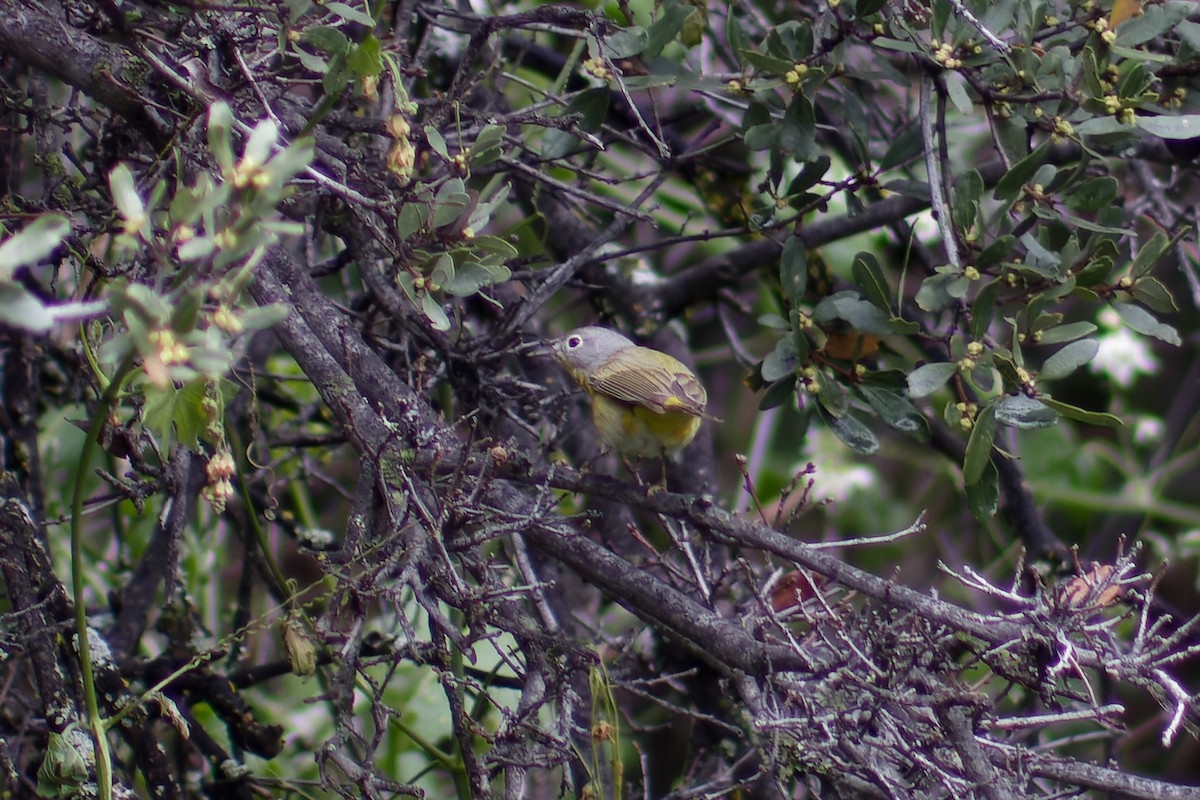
[{"left": 551, "top": 326, "right": 716, "bottom": 461}]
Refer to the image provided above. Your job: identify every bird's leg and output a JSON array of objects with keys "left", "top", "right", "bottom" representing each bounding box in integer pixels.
[
  {"left": 645, "top": 452, "right": 669, "bottom": 495},
  {"left": 620, "top": 454, "right": 648, "bottom": 489}
]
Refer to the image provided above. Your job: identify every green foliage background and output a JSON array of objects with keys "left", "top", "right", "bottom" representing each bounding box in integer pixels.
[{"left": 2, "top": 0, "right": 1200, "bottom": 797}]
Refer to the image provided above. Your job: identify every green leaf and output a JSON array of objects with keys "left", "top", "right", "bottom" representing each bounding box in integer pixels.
[
  {"left": 780, "top": 94, "right": 817, "bottom": 161},
  {"left": 1113, "top": 303, "right": 1180, "bottom": 345},
  {"left": 740, "top": 51, "right": 796, "bottom": 75},
  {"left": 789, "top": 156, "right": 831, "bottom": 194},
  {"left": 1037, "top": 321, "right": 1097, "bottom": 345},
  {"left": 420, "top": 291, "right": 450, "bottom": 331},
  {"left": 1018, "top": 232, "right": 1063, "bottom": 278},
  {"left": 1117, "top": 61, "right": 1152, "bottom": 101},
  {"left": 325, "top": 1, "right": 375, "bottom": 26},
  {"left": 758, "top": 313, "right": 789, "bottom": 331},
  {"left": 812, "top": 290, "right": 892, "bottom": 335},
  {"left": 433, "top": 178, "right": 470, "bottom": 227},
  {"left": 680, "top": 8, "right": 706, "bottom": 48},
  {"left": 108, "top": 164, "right": 145, "bottom": 231},
  {"left": 467, "top": 180, "right": 512, "bottom": 229},
  {"left": 37, "top": 725, "right": 91, "bottom": 798},
  {"left": 242, "top": 118, "right": 279, "bottom": 168},
  {"left": 980, "top": 0, "right": 1017, "bottom": 37},
  {"left": 966, "top": 362, "right": 998, "bottom": 397},
  {"left": 206, "top": 102, "right": 236, "bottom": 175},
  {"left": 743, "top": 118, "right": 780, "bottom": 151},
  {"left": 726, "top": 12, "right": 752, "bottom": 67},
  {"left": 473, "top": 123, "right": 506, "bottom": 154},
  {"left": 1040, "top": 339, "right": 1099, "bottom": 380},
  {"left": 873, "top": 37, "right": 922, "bottom": 54},
  {"left": 1075, "top": 116, "right": 1135, "bottom": 137},
  {"left": 812, "top": 369, "right": 848, "bottom": 419},
  {"left": 1129, "top": 276, "right": 1178, "bottom": 314},
  {"left": 761, "top": 337, "right": 800, "bottom": 382},
  {"left": 0, "top": 215, "right": 70, "bottom": 280},
  {"left": 1135, "top": 114, "right": 1200, "bottom": 140},
  {"left": 860, "top": 369, "right": 908, "bottom": 390},
  {"left": 472, "top": 235, "right": 518, "bottom": 261},
  {"left": 966, "top": 459, "right": 999, "bottom": 520},
  {"left": 970, "top": 281, "right": 999, "bottom": 341},
  {"left": 852, "top": 252, "right": 892, "bottom": 312},
  {"left": 963, "top": 404, "right": 996, "bottom": 485},
  {"left": 430, "top": 253, "right": 453, "bottom": 288},
  {"left": 995, "top": 394, "right": 1059, "bottom": 429},
  {"left": 1117, "top": 1, "right": 1193, "bottom": 47},
  {"left": 1130, "top": 230, "right": 1170, "bottom": 279},
  {"left": 859, "top": 386, "right": 929, "bottom": 439},
  {"left": 879, "top": 122, "right": 922, "bottom": 170},
  {"left": 818, "top": 405, "right": 879, "bottom": 455},
  {"left": 766, "top": 19, "right": 813, "bottom": 60},
  {"left": 779, "top": 235, "right": 806, "bottom": 307},
  {"left": 944, "top": 71, "right": 973, "bottom": 115},
  {"left": 915, "top": 272, "right": 968, "bottom": 312},
  {"left": 1075, "top": 256, "right": 1114, "bottom": 287},
  {"left": 294, "top": 45, "right": 329, "bottom": 74},
  {"left": 994, "top": 116, "right": 1029, "bottom": 163},
  {"left": 398, "top": 203, "right": 428, "bottom": 239},
  {"left": 443, "top": 262, "right": 511, "bottom": 297},
  {"left": 977, "top": 235, "right": 1014, "bottom": 268},
  {"left": 263, "top": 136, "right": 314, "bottom": 186},
  {"left": 603, "top": 28, "right": 648, "bottom": 60},
  {"left": 1039, "top": 396, "right": 1123, "bottom": 427},
  {"left": 239, "top": 304, "right": 291, "bottom": 330},
  {"left": 1107, "top": 45, "right": 1172, "bottom": 65},
  {"left": 1064, "top": 176, "right": 1118, "bottom": 213},
  {"left": 173, "top": 378, "right": 210, "bottom": 448},
  {"left": 0, "top": 283, "right": 53, "bottom": 333},
  {"left": 1179, "top": 19, "right": 1200, "bottom": 50},
  {"left": 170, "top": 289, "right": 202, "bottom": 335},
  {"left": 952, "top": 169, "right": 983, "bottom": 220},
  {"left": 425, "top": 126, "right": 450, "bottom": 161},
  {"left": 563, "top": 87, "right": 611, "bottom": 128},
  {"left": 302, "top": 25, "right": 350, "bottom": 55},
  {"left": 177, "top": 237, "right": 215, "bottom": 262},
  {"left": 1058, "top": 212, "right": 1129, "bottom": 236},
  {"left": 347, "top": 35, "right": 383, "bottom": 80},
  {"left": 759, "top": 377, "right": 796, "bottom": 410},
  {"left": 789, "top": 311, "right": 812, "bottom": 362},
  {"left": 908, "top": 362, "right": 958, "bottom": 398},
  {"left": 644, "top": 2, "right": 692, "bottom": 58},
  {"left": 993, "top": 141, "right": 1050, "bottom": 202}
]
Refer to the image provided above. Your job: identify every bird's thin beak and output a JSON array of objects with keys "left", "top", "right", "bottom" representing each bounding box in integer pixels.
[{"left": 518, "top": 340, "right": 555, "bottom": 358}]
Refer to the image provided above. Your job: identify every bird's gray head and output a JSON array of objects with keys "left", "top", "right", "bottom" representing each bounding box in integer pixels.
[{"left": 552, "top": 326, "right": 635, "bottom": 373}]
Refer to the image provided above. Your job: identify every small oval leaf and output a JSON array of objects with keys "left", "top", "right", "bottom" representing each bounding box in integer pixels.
[
  {"left": 1113, "top": 303, "right": 1180, "bottom": 345},
  {"left": 907, "top": 362, "right": 958, "bottom": 398},
  {"left": 819, "top": 405, "right": 879, "bottom": 455},
  {"left": 1040, "top": 339, "right": 1099, "bottom": 381},
  {"left": 995, "top": 394, "right": 1059, "bottom": 429},
  {"left": 963, "top": 404, "right": 997, "bottom": 486}
]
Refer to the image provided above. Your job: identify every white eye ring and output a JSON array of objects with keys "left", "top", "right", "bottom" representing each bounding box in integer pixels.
[{"left": 568, "top": 336, "right": 583, "bottom": 348}]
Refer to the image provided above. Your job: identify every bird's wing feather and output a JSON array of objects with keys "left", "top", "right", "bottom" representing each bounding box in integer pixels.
[{"left": 589, "top": 347, "right": 708, "bottom": 416}]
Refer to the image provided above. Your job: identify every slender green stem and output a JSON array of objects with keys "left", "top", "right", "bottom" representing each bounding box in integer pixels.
[
  {"left": 1038, "top": 483, "right": 1200, "bottom": 528},
  {"left": 447, "top": 609, "right": 472, "bottom": 800},
  {"left": 226, "top": 422, "right": 292, "bottom": 600},
  {"left": 71, "top": 352, "right": 136, "bottom": 800}
]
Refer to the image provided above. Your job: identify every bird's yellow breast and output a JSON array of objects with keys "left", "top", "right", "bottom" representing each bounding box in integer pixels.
[{"left": 590, "top": 393, "right": 702, "bottom": 457}]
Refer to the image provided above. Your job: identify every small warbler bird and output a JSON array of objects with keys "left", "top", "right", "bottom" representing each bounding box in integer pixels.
[{"left": 552, "top": 326, "right": 714, "bottom": 459}]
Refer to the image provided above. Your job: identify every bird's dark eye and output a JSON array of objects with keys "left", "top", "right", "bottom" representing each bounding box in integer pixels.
[{"left": 568, "top": 336, "right": 582, "bottom": 348}]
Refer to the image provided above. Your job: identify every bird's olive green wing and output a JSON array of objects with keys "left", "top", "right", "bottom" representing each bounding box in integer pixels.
[{"left": 588, "top": 346, "right": 708, "bottom": 416}]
